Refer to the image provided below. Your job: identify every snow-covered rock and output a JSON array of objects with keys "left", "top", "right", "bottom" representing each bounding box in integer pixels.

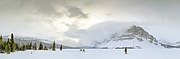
[{"left": 94, "top": 25, "right": 163, "bottom": 49}]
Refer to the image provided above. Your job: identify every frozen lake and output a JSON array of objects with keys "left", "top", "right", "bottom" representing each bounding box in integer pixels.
[{"left": 0, "top": 49, "right": 180, "bottom": 59}]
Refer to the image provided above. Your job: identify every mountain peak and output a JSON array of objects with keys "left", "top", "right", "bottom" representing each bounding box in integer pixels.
[
  {"left": 110, "top": 25, "right": 157, "bottom": 42},
  {"left": 94, "top": 25, "right": 161, "bottom": 49},
  {"left": 127, "top": 25, "right": 147, "bottom": 35}
]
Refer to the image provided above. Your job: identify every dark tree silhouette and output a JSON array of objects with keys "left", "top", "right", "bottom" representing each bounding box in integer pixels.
[{"left": 52, "top": 41, "right": 56, "bottom": 51}]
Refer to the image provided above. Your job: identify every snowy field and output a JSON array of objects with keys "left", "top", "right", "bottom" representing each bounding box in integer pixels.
[{"left": 0, "top": 49, "right": 180, "bottom": 59}]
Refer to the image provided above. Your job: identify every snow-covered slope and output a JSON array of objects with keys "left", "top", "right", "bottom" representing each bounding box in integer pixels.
[
  {"left": 0, "top": 49, "right": 179, "bottom": 59},
  {"left": 95, "top": 25, "right": 163, "bottom": 49}
]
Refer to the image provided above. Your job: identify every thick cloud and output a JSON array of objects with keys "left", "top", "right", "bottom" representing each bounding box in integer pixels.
[{"left": 66, "top": 6, "right": 88, "bottom": 19}]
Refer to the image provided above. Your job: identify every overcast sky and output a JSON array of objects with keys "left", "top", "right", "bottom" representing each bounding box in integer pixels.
[{"left": 0, "top": 0, "right": 180, "bottom": 46}]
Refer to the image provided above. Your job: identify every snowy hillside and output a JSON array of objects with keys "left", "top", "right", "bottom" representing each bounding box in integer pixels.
[{"left": 94, "top": 25, "right": 170, "bottom": 49}]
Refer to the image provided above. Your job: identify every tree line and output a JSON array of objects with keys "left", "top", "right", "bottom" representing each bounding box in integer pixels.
[{"left": 0, "top": 33, "right": 63, "bottom": 54}]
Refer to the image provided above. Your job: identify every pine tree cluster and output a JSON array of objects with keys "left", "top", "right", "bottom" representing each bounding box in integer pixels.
[{"left": 0, "top": 33, "right": 59, "bottom": 54}]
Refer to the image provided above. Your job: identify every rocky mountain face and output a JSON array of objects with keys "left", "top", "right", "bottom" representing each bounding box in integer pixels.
[
  {"left": 94, "top": 25, "right": 180, "bottom": 49},
  {"left": 110, "top": 25, "right": 158, "bottom": 44},
  {"left": 159, "top": 40, "right": 180, "bottom": 48}
]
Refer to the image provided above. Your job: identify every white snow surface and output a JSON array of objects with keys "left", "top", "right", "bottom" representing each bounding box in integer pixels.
[{"left": 0, "top": 49, "right": 179, "bottom": 59}]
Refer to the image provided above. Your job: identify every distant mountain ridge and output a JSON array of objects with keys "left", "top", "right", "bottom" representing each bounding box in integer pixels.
[{"left": 2, "top": 36, "right": 83, "bottom": 49}]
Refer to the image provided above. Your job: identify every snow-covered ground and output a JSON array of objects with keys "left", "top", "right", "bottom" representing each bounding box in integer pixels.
[{"left": 0, "top": 49, "right": 179, "bottom": 59}]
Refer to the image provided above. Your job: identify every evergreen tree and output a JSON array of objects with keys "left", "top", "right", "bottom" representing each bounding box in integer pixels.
[
  {"left": 52, "top": 41, "right": 56, "bottom": 51},
  {"left": 60, "top": 44, "right": 62, "bottom": 51},
  {"left": 19, "top": 45, "right": 23, "bottom": 51},
  {"left": 25, "top": 43, "right": 29, "bottom": 49},
  {"left": 33, "top": 42, "right": 37, "bottom": 50},
  {"left": 38, "top": 43, "right": 43, "bottom": 50},
  {"left": 0, "top": 35, "right": 3, "bottom": 52},
  {"left": 29, "top": 42, "right": 32, "bottom": 49},
  {"left": 10, "top": 33, "right": 15, "bottom": 52},
  {"left": 22, "top": 44, "right": 26, "bottom": 51},
  {"left": 2, "top": 41, "right": 7, "bottom": 52},
  {"left": 5, "top": 39, "right": 11, "bottom": 54},
  {"left": 7, "top": 38, "right": 10, "bottom": 45},
  {"left": 44, "top": 46, "right": 48, "bottom": 50},
  {"left": 5, "top": 43, "right": 11, "bottom": 54},
  {"left": 26, "top": 42, "right": 32, "bottom": 50},
  {"left": 19, "top": 44, "right": 26, "bottom": 51},
  {"left": 0, "top": 35, "right": 2, "bottom": 45},
  {"left": 15, "top": 43, "right": 20, "bottom": 51},
  {"left": 11, "top": 33, "right": 14, "bottom": 41}
]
